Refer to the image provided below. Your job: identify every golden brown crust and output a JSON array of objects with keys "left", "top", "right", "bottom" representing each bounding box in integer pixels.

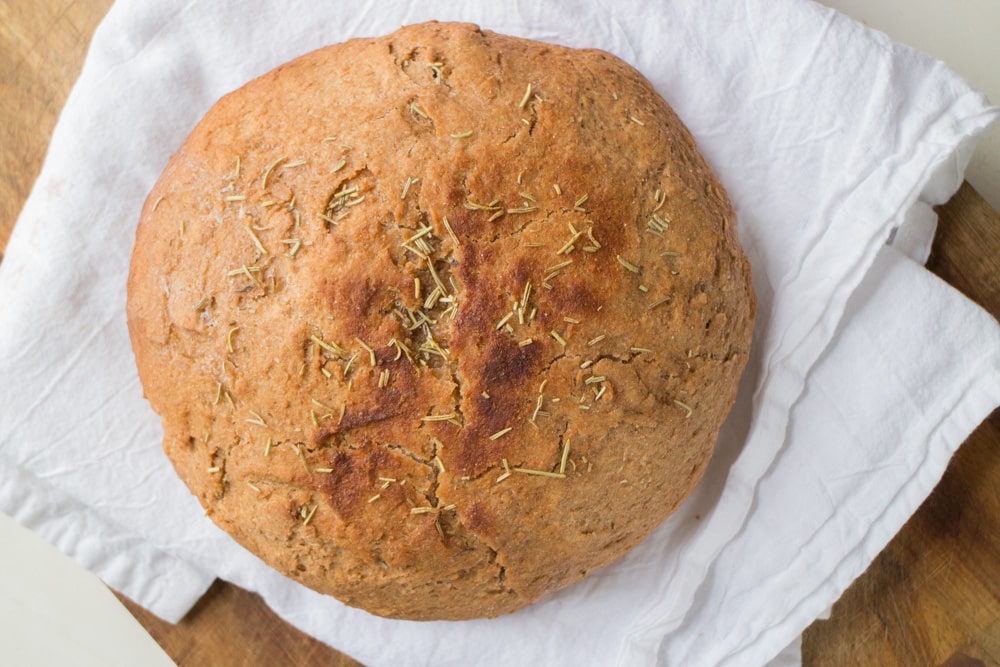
[{"left": 126, "top": 21, "right": 754, "bottom": 620}]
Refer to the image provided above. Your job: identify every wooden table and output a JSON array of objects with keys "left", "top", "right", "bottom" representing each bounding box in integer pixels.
[{"left": 2, "top": 3, "right": 997, "bottom": 665}]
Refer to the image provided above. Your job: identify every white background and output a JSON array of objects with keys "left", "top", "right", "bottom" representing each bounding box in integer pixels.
[{"left": 1, "top": 2, "right": 997, "bottom": 664}]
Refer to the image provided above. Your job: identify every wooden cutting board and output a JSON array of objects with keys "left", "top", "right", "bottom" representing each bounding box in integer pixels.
[{"left": 2, "top": 2, "right": 998, "bottom": 665}]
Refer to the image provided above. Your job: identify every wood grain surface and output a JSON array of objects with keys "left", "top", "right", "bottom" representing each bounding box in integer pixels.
[{"left": 2, "top": 3, "right": 998, "bottom": 665}]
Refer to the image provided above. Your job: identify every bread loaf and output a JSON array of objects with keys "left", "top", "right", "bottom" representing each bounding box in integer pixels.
[{"left": 127, "top": 21, "right": 754, "bottom": 620}]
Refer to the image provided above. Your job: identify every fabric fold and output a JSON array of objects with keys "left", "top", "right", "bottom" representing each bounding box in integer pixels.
[
  {"left": 0, "top": 455, "right": 214, "bottom": 623},
  {"left": 661, "top": 246, "right": 1000, "bottom": 666}
]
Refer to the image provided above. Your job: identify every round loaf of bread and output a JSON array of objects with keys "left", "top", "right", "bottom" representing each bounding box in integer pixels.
[{"left": 127, "top": 21, "right": 754, "bottom": 620}]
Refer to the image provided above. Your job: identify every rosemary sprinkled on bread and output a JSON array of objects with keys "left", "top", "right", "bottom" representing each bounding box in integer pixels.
[{"left": 127, "top": 21, "right": 753, "bottom": 623}]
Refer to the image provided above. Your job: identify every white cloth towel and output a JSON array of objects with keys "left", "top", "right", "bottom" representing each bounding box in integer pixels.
[{"left": 1, "top": 1, "right": 998, "bottom": 665}]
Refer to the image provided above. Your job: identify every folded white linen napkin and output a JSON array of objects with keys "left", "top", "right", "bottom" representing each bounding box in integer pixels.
[{"left": 1, "top": 1, "right": 997, "bottom": 665}]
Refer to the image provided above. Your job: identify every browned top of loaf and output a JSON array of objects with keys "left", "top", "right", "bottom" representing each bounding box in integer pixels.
[{"left": 126, "top": 21, "right": 754, "bottom": 621}]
